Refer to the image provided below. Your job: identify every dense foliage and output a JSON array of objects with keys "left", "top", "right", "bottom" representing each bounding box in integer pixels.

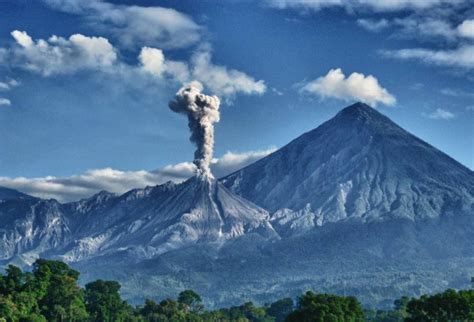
[{"left": 0, "top": 259, "right": 472, "bottom": 321}]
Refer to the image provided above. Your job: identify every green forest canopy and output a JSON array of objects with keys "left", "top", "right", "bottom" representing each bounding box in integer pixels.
[{"left": 0, "top": 259, "right": 472, "bottom": 321}]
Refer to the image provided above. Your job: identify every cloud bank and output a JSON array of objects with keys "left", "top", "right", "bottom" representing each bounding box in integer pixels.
[
  {"left": 0, "top": 148, "right": 276, "bottom": 202},
  {"left": 300, "top": 68, "right": 396, "bottom": 107}
]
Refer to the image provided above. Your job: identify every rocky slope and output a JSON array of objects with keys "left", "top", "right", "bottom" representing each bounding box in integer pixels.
[{"left": 0, "top": 176, "right": 277, "bottom": 265}]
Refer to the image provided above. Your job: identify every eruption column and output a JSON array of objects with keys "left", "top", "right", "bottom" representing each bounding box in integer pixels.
[{"left": 169, "top": 81, "right": 221, "bottom": 179}]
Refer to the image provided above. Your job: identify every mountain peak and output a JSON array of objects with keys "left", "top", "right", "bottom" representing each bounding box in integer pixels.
[
  {"left": 336, "top": 102, "right": 385, "bottom": 121},
  {"left": 222, "top": 102, "right": 473, "bottom": 220},
  {"left": 331, "top": 102, "right": 407, "bottom": 138}
]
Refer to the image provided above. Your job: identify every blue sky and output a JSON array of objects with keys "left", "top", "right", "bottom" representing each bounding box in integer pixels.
[{"left": 0, "top": 0, "right": 473, "bottom": 201}]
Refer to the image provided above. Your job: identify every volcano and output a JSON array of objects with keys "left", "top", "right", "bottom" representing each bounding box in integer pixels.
[
  {"left": 222, "top": 103, "right": 473, "bottom": 234},
  {"left": 1, "top": 102, "right": 472, "bottom": 308}
]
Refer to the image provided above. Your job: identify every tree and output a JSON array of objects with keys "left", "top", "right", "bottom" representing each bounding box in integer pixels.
[
  {"left": 177, "top": 289, "right": 203, "bottom": 313},
  {"left": 267, "top": 298, "right": 294, "bottom": 322},
  {"left": 406, "top": 289, "right": 474, "bottom": 322},
  {"left": 33, "top": 259, "right": 88, "bottom": 321},
  {"left": 159, "top": 298, "right": 186, "bottom": 321},
  {"left": 0, "top": 265, "right": 45, "bottom": 320},
  {"left": 140, "top": 298, "right": 187, "bottom": 321},
  {"left": 240, "top": 301, "right": 274, "bottom": 322},
  {"left": 0, "top": 265, "right": 25, "bottom": 295},
  {"left": 285, "top": 291, "right": 364, "bottom": 322},
  {"left": 85, "top": 279, "right": 133, "bottom": 322}
]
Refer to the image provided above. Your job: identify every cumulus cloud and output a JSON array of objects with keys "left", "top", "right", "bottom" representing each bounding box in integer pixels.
[
  {"left": 0, "top": 98, "right": 12, "bottom": 106},
  {"left": 267, "top": 0, "right": 457, "bottom": 12},
  {"left": 457, "top": 19, "right": 474, "bottom": 39},
  {"left": 43, "top": 0, "right": 201, "bottom": 49},
  {"left": 138, "top": 47, "right": 190, "bottom": 83},
  {"left": 2, "top": 30, "right": 266, "bottom": 101},
  {"left": 425, "top": 108, "right": 456, "bottom": 120},
  {"left": 8, "top": 30, "right": 117, "bottom": 76},
  {"left": 191, "top": 50, "right": 267, "bottom": 100},
  {"left": 0, "top": 148, "right": 276, "bottom": 202},
  {"left": 139, "top": 47, "right": 267, "bottom": 100},
  {"left": 300, "top": 68, "right": 396, "bottom": 107},
  {"left": 381, "top": 45, "right": 474, "bottom": 70}
]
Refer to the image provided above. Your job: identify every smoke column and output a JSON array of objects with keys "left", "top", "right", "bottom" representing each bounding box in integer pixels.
[{"left": 169, "top": 81, "right": 221, "bottom": 179}]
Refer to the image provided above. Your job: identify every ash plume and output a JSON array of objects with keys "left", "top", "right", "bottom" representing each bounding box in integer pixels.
[{"left": 169, "top": 81, "right": 221, "bottom": 179}]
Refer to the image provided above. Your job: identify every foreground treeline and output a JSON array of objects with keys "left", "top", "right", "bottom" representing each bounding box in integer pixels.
[{"left": 0, "top": 260, "right": 472, "bottom": 321}]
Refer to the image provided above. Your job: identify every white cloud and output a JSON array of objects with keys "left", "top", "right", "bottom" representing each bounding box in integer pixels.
[
  {"left": 0, "top": 79, "right": 19, "bottom": 91},
  {"left": 138, "top": 46, "right": 267, "bottom": 100},
  {"left": 381, "top": 45, "right": 474, "bottom": 70},
  {"left": 425, "top": 108, "right": 456, "bottom": 120},
  {"left": 211, "top": 147, "right": 277, "bottom": 178},
  {"left": 43, "top": 0, "right": 202, "bottom": 49},
  {"left": 191, "top": 50, "right": 267, "bottom": 100},
  {"left": 359, "top": 16, "right": 468, "bottom": 41},
  {"left": 393, "top": 17, "right": 458, "bottom": 40},
  {"left": 0, "top": 98, "right": 11, "bottom": 106},
  {"left": 9, "top": 30, "right": 117, "bottom": 76},
  {"left": 0, "top": 148, "right": 276, "bottom": 202},
  {"left": 267, "top": 0, "right": 457, "bottom": 12},
  {"left": 356, "top": 19, "right": 389, "bottom": 32},
  {"left": 139, "top": 47, "right": 165, "bottom": 76},
  {"left": 11, "top": 30, "right": 33, "bottom": 47},
  {"left": 0, "top": 79, "right": 18, "bottom": 106},
  {"left": 457, "top": 19, "right": 474, "bottom": 39},
  {"left": 300, "top": 68, "right": 396, "bottom": 107},
  {"left": 2, "top": 30, "right": 266, "bottom": 101},
  {"left": 440, "top": 88, "right": 474, "bottom": 98},
  {"left": 138, "top": 47, "right": 190, "bottom": 83}
]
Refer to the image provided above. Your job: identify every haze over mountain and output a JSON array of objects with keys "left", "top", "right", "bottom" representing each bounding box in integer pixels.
[{"left": 0, "top": 103, "right": 472, "bottom": 308}]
